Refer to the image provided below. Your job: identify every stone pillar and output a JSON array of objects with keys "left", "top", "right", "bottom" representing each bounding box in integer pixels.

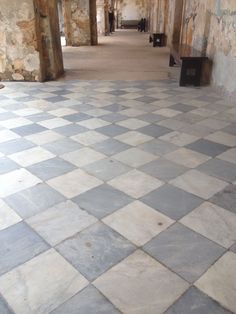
[
  {"left": 0, "top": 0, "right": 41, "bottom": 81},
  {"left": 63, "top": 0, "right": 98, "bottom": 46},
  {"left": 97, "top": 0, "right": 106, "bottom": 35},
  {"left": 0, "top": 0, "right": 64, "bottom": 82}
]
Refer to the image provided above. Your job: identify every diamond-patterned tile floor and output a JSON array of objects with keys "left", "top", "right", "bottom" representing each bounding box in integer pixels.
[{"left": 0, "top": 80, "right": 236, "bottom": 314}]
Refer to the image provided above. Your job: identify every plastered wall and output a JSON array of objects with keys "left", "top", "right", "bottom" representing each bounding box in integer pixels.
[{"left": 117, "top": 0, "right": 148, "bottom": 21}]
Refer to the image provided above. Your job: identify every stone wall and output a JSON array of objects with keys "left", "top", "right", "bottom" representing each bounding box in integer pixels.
[
  {"left": 117, "top": 0, "right": 148, "bottom": 22},
  {"left": 149, "top": 0, "right": 236, "bottom": 95},
  {"left": 0, "top": 0, "right": 40, "bottom": 81},
  {"left": 181, "top": 0, "right": 236, "bottom": 95}
]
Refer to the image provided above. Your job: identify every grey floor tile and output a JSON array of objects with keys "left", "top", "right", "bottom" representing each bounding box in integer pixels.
[
  {"left": 138, "top": 113, "right": 164, "bottom": 123},
  {"left": 5, "top": 183, "right": 65, "bottom": 219},
  {"left": 101, "top": 113, "right": 127, "bottom": 123},
  {"left": 0, "top": 138, "right": 35, "bottom": 155},
  {"left": 73, "top": 184, "right": 133, "bottom": 219},
  {"left": 51, "top": 285, "right": 121, "bottom": 314},
  {"left": 210, "top": 184, "right": 236, "bottom": 214},
  {"left": 104, "top": 103, "right": 127, "bottom": 112},
  {"left": 0, "top": 295, "right": 14, "bottom": 314},
  {"left": 165, "top": 286, "right": 232, "bottom": 314},
  {"left": 141, "top": 184, "right": 203, "bottom": 220},
  {"left": 43, "top": 138, "right": 82, "bottom": 155},
  {"left": 0, "top": 222, "right": 49, "bottom": 276},
  {"left": 27, "top": 113, "right": 55, "bottom": 123},
  {"left": 139, "top": 139, "right": 178, "bottom": 155},
  {"left": 56, "top": 222, "right": 135, "bottom": 281},
  {"left": 45, "top": 96, "right": 68, "bottom": 103},
  {"left": 97, "top": 124, "right": 129, "bottom": 137},
  {"left": 197, "top": 159, "right": 236, "bottom": 183},
  {"left": 0, "top": 157, "right": 19, "bottom": 175},
  {"left": 230, "top": 243, "right": 236, "bottom": 253},
  {"left": 92, "top": 138, "right": 131, "bottom": 156},
  {"left": 140, "top": 158, "right": 187, "bottom": 181},
  {"left": 170, "top": 103, "right": 197, "bottom": 113},
  {"left": 187, "top": 139, "right": 230, "bottom": 157},
  {"left": 63, "top": 113, "right": 91, "bottom": 122},
  {"left": 54, "top": 124, "right": 88, "bottom": 136},
  {"left": 11, "top": 124, "right": 47, "bottom": 136},
  {"left": 144, "top": 223, "right": 225, "bottom": 283},
  {"left": 138, "top": 124, "right": 172, "bottom": 138},
  {"left": 135, "top": 96, "right": 157, "bottom": 103},
  {"left": 83, "top": 158, "right": 131, "bottom": 181},
  {"left": 222, "top": 123, "right": 236, "bottom": 136},
  {"left": 27, "top": 157, "right": 76, "bottom": 181}
]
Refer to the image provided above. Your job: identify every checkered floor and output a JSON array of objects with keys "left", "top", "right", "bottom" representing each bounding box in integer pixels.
[{"left": 0, "top": 79, "right": 236, "bottom": 314}]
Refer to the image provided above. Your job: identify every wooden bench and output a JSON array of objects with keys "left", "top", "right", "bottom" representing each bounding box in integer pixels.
[
  {"left": 149, "top": 33, "right": 166, "bottom": 47},
  {"left": 121, "top": 20, "right": 139, "bottom": 29},
  {"left": 169, "top": 44, "right": 209, "bottom": 87}
]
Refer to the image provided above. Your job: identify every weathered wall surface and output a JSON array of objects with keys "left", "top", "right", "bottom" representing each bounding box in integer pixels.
[
  {"left": 181, "top": 0, "right": 236, "bottom": 95},
  {"left": 149, "top": 0, "right": 236, "bottom": 95},
  {"left": 0, "top": 0, "right": 40, "bottom": 81},
  {"left": 117, "top": 0, "right": 148, "bottom": 21},
  {"left": 64, "top": 0, "right": 91, "bottom": 46}
]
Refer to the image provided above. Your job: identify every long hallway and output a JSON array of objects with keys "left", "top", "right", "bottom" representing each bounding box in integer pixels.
[
  {"left": 62, "top": 30, "right": 178, "bottom": 81},
  {"left": 0, "top": 31, "right": 236, "bottom": 314}
]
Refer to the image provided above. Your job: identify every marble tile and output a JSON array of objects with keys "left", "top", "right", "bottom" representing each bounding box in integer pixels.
[
  {"left": 0, "top": 117, "right": 32, "bottom": 129},
  {"left": 0, "top": 199, "right": 21, "bottom": 231},
  {"left": 73, "top": 184, "right": 133, "bottom": 219},
  {"left": 0, "top": 138, "right": 35, "bottom": 155},
  {"left": 48, "top": 108, "right": 77, "bottom": 117},
  {"left": 83, "top": 158, "right": 131, "bottom": 181},
  {"left": 160, "top": 131, "right": 199, "bottom": 147},
  {"left": 92, "top": 138, "right": 131, "bottom": 156},
  {"left": 144, "top": 223, "right": 225, "bottom": 283},
  {"left": 51, "top": 285, "right": 121, "bottom": 314},
  {"left": 165, "top": 148, "right": 210, "bottom": 168},
  {"left": 218, "top": 148, "right": 236, "bottom": 164},
  {"left": 97, "top": 124, "right": 128, "bottom": 137},
  {"left": 0, "top": 129, "right": 20, "bottom": 143},
  {"left": 187, "top": 139, "right": 230, "bottom": 157},
  {"left": 12, "top": 124, "right": 47, "bottom": 137},
  {"left": 0, "top": 222, "right": 49, "bottom": 276},
  {"left": 181, "top": 202, "right": 236, "bottom": 248},
  {"left": 103, "top": 201, "right": 174, "bottom": 246},
  {"left": 56, "top": 222, "right": 135, "bottom": 281},
  {"left": 5, "top": 183, "right": 65, "bottom": 219},
  {"left": 113, "top": 148, "right": 157, "bottom": 168},
  {"left": 71, "top": 131, "right": 109, "bottom": 146},
  {"left": 206, "top": 131, "right": 236, "bottom": 147},
  {"left": 139, "top": 139, "right": 178, "bottom": 156},
  {"left": 9, "top": 147, "right": 55, "bottom": 167},
  {"left": 43, "top": 138, "right": 82, "bottom": 155},
  {"left": 0, "top": 249, "right": 88, "bottom": 314},
  {"left": 0, "top": 168, "right": 41, "bottom": 198},
  {"left": 210, "top": 184, "right": 236, "bottom": 214},
  {"left": 38, "top": 118, "right": 71, "bottom": 129},
  {"left": 140, "top": 158, "right": 187, "bottom": 181},
  {"left": 94, "top": 250, "right": 188, "bottom": 314},
  {"left": 26, "top": 130, "right": 63, "bottom": 145},
  {"left": 0, "top": 294, "right": 14, "bottom": 314},
  {"left": 27, "top": 200, "right": 97, "bottom": 246},
  {"left": 165, "top": 287, "right": 231, "bottom": 314},
  {"left": 197, "top": 159, "right": 236, "bottom": 183},
  {"left": 47, "top": 169, "right": 103, "bottom": 198},
  {"left": 0, "top": 157, "right": 19, "bottom": 175},
  {"left": 62, "top": 147, "right": 106, "bottom": 167},
  {"left": 116, "top": 118, "right": 149, "bottom": 130},
  {"left": 170, "top": 170, "right": 228, "bottom": 199},
  {"left": 27, "top": 157, "right": 76, "bottom": 181},
  {"left": 154, "top": 108, "right": 180, "bottom": 117},
  {"left": 77, "top": 118, "right": 110, "bottom": 129},
  {"left": 137, "top": 124, "right": 171, "bottom": 138},
  {"left": 141, "top": 184, "right": 203, "bottom": 220},
  {"left": 115, "top": 131, "right": 153, "bottom": 146},
  {"left": 195, "top": 252, "right": 236, "bottom": 314},
  {"left": 108, "top": 169, "right": 163, "bottom": 198}
]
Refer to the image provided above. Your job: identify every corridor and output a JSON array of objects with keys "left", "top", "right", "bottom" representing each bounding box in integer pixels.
[{"left": 0, "top": 31, "right": 236, "bottom": 314}]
